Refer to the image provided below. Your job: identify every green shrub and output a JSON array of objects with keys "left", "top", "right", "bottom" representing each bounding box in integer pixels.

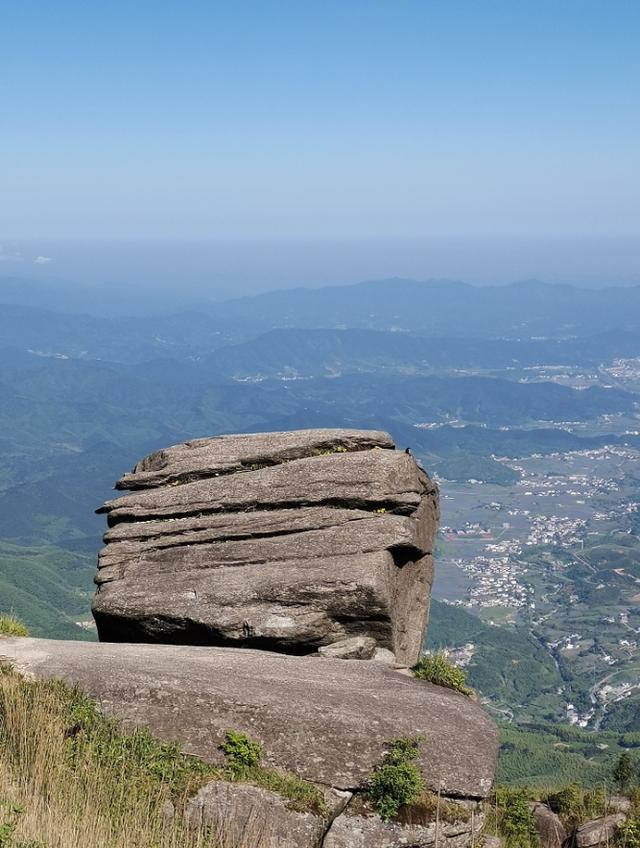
[
  {"left": 366, "top": 737, "right": 425, "bottom": 821},
  {"left": 0, "top": 802, "right": 44, "bottom": 847},
  {"left": 220, "top": 730, "right": 263, "bottom": 777},
  {"left": 544, "top": 784, "right": 607, "bottom": 827},
  {"left": 220, "top": 730, "right": 326, "bottom": 814},
  {"left": 0, "top": 616, "right": 29, "bottom": 638},
  {"left": 494, "top": 787, "right": 539, "bottom": 848},
  {"left": 616, "top": 817, "right": 640, "bottom": 848},
  {"left": 413, "top": 653, "right": 471, "bottom": 696},
  {"left": 614, "top": 752, "right": 638, "bottom": 793}
]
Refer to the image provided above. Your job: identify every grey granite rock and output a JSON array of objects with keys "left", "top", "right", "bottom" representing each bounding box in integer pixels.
[
  {"left": 93, "top": 429, "right": 439, "bottom": 666},
  {"left": 99, "top": 450, "right": 434, "bottom": 523},
  {"left": 531, "top": 803, "right": 567, "bottom": 848},
  {"left": 318, "top": 636, "right": 377, "bottom": 660},
  {"left": 574, "top": 814, "right": 626, "bottom": 848},
  {"left": 607, "top": 796, "right": 631, "bottom": 814},
  {"left": 116, "top": 428, "right": 396, "bottom": 490},
  {"left": 323, "top": 804, "right": 484, "bottom": 848},
  {"left": 185, "top": 780, "right": 350, "bottom": 848},
  {"left": 0, "top": 638, "right": 497, "bottom": 798}
]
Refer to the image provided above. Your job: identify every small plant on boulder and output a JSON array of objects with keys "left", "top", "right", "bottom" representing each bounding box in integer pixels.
[
  {"left": 366, "top": 737, "right": 425, "bottom": 822},
  {"left": 219, "top": 730, "right": 326, "bottom": 814},
  {"left": 0, "top": 616, "right": 29, "bottom": 638},
  {"left": 545, "top": 784, "right": 606, "bottom": 827},
  {"left": 220, "top": 730, "right": 263, "bottom": 778},
  {"left": 413, "top": 653, "right": 471, "bottom": 696}
]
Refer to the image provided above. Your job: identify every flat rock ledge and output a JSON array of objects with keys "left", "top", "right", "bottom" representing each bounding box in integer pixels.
[
  {"left": 0, "top": 639, "right": 496, "bottom": 800},
  {"left": 93, "top": 428, "right": 439, "bottom": 666}
]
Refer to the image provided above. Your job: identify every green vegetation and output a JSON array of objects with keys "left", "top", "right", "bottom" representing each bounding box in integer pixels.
[
  {"left": 543, "top": 784, "right": 607, "bottom": 828},
  {"left": 489, "top": 779, "right": 635, "bottom": 848},
  {"left": 0, "top": 542, "right": 94, "bottom": 641},
  {"left": 219, "top": 730, "right": 262, "bottom": 776},
  {"left": 413, "top": 653, "right": 471, "bottom": 696},
  {"left": 605, "top": 700, "right": 640, "bottom": 733},
  {"left": 0, "top": 664, "right": 225, "bottom": 846},
  {"left": 426, "top": 600, "right": 562, "bottom": 719},
  {"left": 219, "top": 730, "right": 326, "bottom": 814},
  {"left": 616, "top": 818, "right": 640, "bottom": 848},
  {"left": 0, "top": 617, "right": 28, "bottom": 638},
  {"left": 614, "top": 752, "right": 638, "bottom": 793},
  {"left": 0, "top": 802, "right": 44, "bottom": 848},
  {"left": 317, "top": 445, "right": 348, "bottom": 455},
  {"left": 394, "top": 789, "right": 469, "bottom": 826},
  {"left": 0, "top": 664, "right": 327, "bottom": 848},
  {"left": 497, "top": 722, "right": 640, "bottom": 789},
  {"left": 493, "top": 787, "right": 539, "bottom": 848},
  {"left": 366, "top": 737, "right": 425, "bottom": 821}
]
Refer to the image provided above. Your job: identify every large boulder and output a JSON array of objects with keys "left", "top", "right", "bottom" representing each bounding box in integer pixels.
[
  {"left": 531, "top": 803, "right": 567, "bottom": 848},
  {"left": 93, "top": 429, "right": 439, "bottom": 666},
  {"left": 0, "top": 638, "right": 496, "bottom": 799},
  {"left": 573, "top": 814, "right": 626, "bottom": 848},
  {"left": 185, "top": 781, "right": 350, "bottom": 848},
  {"left": 323, "top": 805, "right": 484, "bottom": 848}
]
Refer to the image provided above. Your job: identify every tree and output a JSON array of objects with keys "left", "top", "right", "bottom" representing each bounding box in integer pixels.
[{"left": 613, "top": 752, "right": 636, "bottom": 793}]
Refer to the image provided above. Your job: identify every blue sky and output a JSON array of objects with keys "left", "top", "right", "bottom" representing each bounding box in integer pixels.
[{"left": 1, "top": 1, "right": 639, "bottom": 240}]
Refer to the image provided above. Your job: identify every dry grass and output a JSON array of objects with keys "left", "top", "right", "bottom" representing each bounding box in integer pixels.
[{"left": 0, "top": 666, "right": 268, "bottom": 848}]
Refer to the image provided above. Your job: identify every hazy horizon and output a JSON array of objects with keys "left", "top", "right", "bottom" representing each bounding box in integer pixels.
[
  {"left": 1, "top": 237, "right": 640, "bottom": 305},
  {"left": 2, "top": 3, "right": 638, "bottom": 304}
]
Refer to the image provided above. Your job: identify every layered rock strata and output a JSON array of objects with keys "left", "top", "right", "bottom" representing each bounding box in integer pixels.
[{"left": 94, "top": 429, "right": 439, "bottom": 666}]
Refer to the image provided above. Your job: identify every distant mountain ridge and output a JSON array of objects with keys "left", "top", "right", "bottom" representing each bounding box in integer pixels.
[
  {"left": 3, "top": 276, "right": 640, "bottom": 345},
  {"left": 210, "top": 278, "right": 640, "bottom": 338},
  {"left": 1, "top": 274, "right": 640, "bottom": 638}
]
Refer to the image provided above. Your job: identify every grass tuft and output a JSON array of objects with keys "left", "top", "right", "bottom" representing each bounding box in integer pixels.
[
  {"left": 0, "top": 616, "right": 29, "bottom": 638},
  {"left": 0, "top": 666, "right": 265, "bottom": 847},
  {"left": 413, "top": 653, "right": 472, "bottom": 696},
  {"left": 219, "top": 730, "right": 327, "bottom": 815}
]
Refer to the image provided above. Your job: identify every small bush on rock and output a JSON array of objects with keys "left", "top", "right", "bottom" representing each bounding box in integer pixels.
[
  {"left": 220, "top": 730, "right": 263, "bottom": 777},
  {"left": 0, "top": 616, "right": 29, "bottom": 638},
  {"left": 413, "top": 653, "right": 471, "bottom": 696},
  {"left": 220, "top": 730, "right": 327, "bottom": 814},
  {"left": 367, "top": 737, "right": 425, "bottom": 821}
]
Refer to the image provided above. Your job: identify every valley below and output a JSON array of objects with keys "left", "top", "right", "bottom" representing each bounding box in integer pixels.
[{"left": 2, "top": 276, "right": 640, "bottom": 788}]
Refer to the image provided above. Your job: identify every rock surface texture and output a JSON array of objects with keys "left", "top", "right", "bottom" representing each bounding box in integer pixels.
[
  {"left": 323, "top": 805, "right": 484, "bottom": 848},
  {"left": 3, "top": 429, "right": 500, "bottom": 847},
  {"left": 573, "top": 814, "right": 626, "bottom": 848},
  {"left": 0, "top": 638, "right": 497, "bottom": 847},
  {"left": 94, "top": 429, "right": 439, "bottom": 666},
  {"left": 185, "top": 781, "right": 350, "bottom": 848},
  {"left": 0, "top": 639, "right": 497, "bottom": 799},
  {"left": 530, "top": 803, "right": 567, "bottom": 848}
]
